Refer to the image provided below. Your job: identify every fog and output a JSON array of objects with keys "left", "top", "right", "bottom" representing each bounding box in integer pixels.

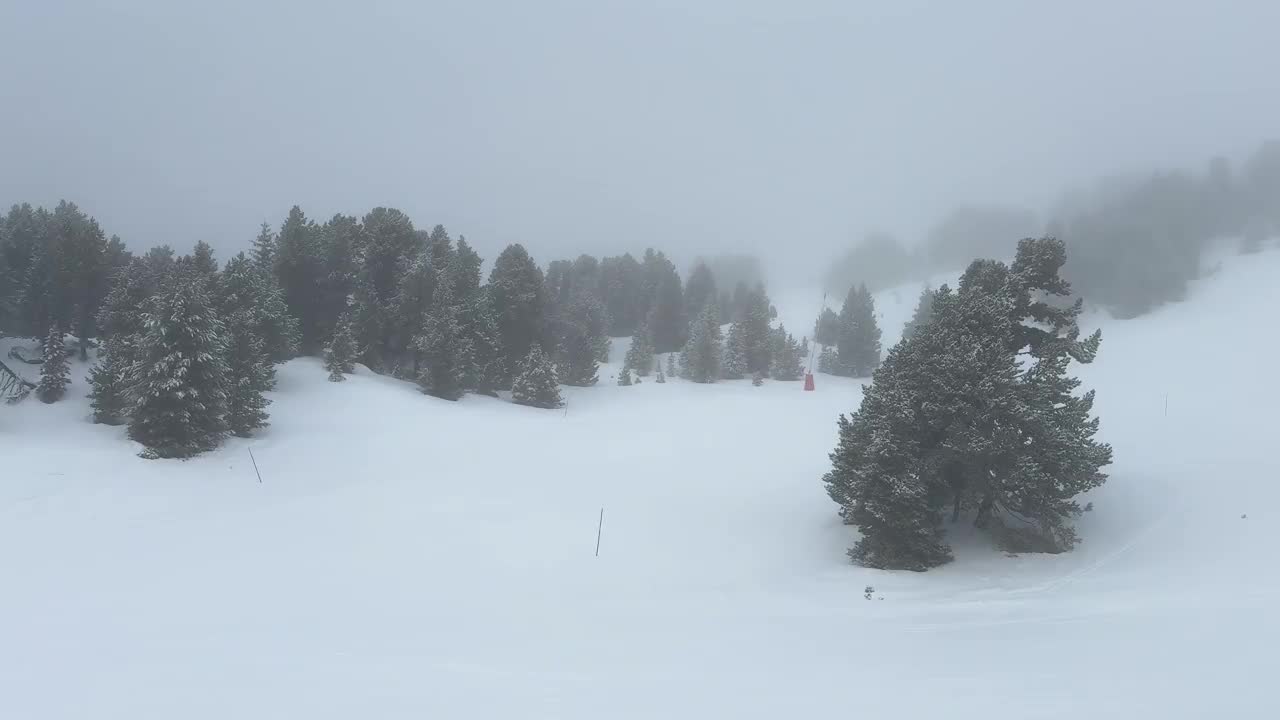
[{"left": 2, "top": 0, "right": 1278, "bottom": 288}]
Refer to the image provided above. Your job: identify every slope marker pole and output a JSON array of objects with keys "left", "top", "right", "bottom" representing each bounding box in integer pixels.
[
  {"left": 595, "top": 507, "right": 604, "bottom": 557},
  {"left": 248, "top": 447, "right": 263, "bottom": 484}
]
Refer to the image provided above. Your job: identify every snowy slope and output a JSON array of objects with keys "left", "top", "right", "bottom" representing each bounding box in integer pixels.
[{"left": 2, "top": 251, "right": 1278, "bottom": 719}]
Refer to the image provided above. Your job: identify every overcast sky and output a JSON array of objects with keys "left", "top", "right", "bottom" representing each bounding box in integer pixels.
[{"left": 2, "top": 0, "right": 1277, "bottom": 285}]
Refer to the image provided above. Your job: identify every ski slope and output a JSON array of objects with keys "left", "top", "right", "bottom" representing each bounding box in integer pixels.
[{"left": 2, "top": 250, "right": 1278, "bottom": 719}]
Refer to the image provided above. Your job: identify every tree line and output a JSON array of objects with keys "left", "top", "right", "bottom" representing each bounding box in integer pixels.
[
  {"left": 823, "top": 140, "right": 1280, "bottom": 320},
  {"left": 0, "top": 201, "right": 796, "bottom": 455}
]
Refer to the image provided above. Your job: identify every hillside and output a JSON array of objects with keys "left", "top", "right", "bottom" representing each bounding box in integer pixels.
[{"left": 2, "top": 249, "right": 1278, "bottom": 718}]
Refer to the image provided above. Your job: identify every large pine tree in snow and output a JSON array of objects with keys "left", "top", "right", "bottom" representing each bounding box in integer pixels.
[
  {"left": 721, "top": 322, "right": 747, "bottom": 380},
  {"left": 488, "top": 244, "right": 546, "bottom": 384},
  {"left": 823, "top": 237, "right": 1111, "bottom": 569},
  {"left": 216, "top": 252, "right": 299, "bottom": 365},
  {"left": 88, "top": 336, "right": 132, "bottom": 424},
  {"left": 733, "top": 285, "right": 773, "bottom": 375},
  {"left": 554, "top": 296, "right": 602, "bottom": 387},
  {"left": 770, "top": 326, "right": 805, "bottom": 381},
  {"left": 224, "top": 313, "right": 273, "bottom": 437},
  {"left": 837, "top": 283, "right": 881, "bottom": 377},
  {"left": 128, "top": 279, "right": 230, "bottom": 458},
  {"left": 512, "top": 345, "right": 562, "bottom": 409},
  {"left": 624, "top": 323, "right": 656, "bottom": 377},
  {"left": 680, "top": 304, "right": 723, "bottom": 383},
  {"left": 459, "top": 291, "right": 506, "bottom": 396},
  {"left": 325, "top": 311, "right": 357, "bottom": 382},
  {"left": 416, "top": 277, "right": 467, "bottom": 401},
  {"left": 37, "top": 325, "right": 70, "bottom": 403}
]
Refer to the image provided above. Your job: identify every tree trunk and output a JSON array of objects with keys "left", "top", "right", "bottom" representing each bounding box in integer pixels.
[{"left": 974, "top": 495, "right": 995, "bottom": 529}]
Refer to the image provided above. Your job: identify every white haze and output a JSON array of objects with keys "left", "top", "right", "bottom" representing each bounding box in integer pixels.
[{"left": 2, "top": 0, "right": 1278, "bottom": 284}]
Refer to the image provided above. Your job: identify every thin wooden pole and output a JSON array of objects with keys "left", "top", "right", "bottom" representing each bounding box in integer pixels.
[
  {"left": 248, "top": 447, "right": 263, "bottom": 484},
  {"left": 595, "top": 507, "right": 604, "bottom": 557}
]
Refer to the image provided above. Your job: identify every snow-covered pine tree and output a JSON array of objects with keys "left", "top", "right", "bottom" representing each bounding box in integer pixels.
[
  {"left": 325, "top": 312, "right": 357, "bottom": 382},
  {"left": 190, "top": 240, "right": 218, "bottom": 277},
  {"left": 656, "top": 365, "right": 666, "bottom": 383},
  {"left": 512, "top": 345, "right": 562, "bottom": 408},
  {"left": 752, "top": 371, "right": 764, "bottom": 386},
  {"left": 416, "top": 277, "right": 467, "bottom": 401},
  {"left": 251, "top": 221, "right": 276, "bottom": 271},
  {"left": 770, "top": 326, "right": 804, "bottom": 380},
  {"left": 552, "top": 295, "right": 602, "bottom": 387},
  {"left": 666, "top": 352, "right": 676, "bottom": 377},
  {"left": 837, "top": 283, "right": 881, "bottom": 377},
  {"left": 902, "top": 284, "right": 936, "bottom": 342},
  {"left": 679, "top": 303, "right": 723, "bottom": 383},
  {"left": 37, "top": 324, "right": 70, "bottom": 403},
  {"left": 272, "top": 206, "right": 325, "bottom": 351},
  {"left": 824, "top": 361, "right": 953, "bottom": 570},
  {"left": 488, "top": 244, "right": 546, "bottom": 383},
  {"left": 721, "top": 322, "right": 747, "bottom": 379},
  {"left": 618, "top": 368, "right": 633, "bottom": 386},
  {"left": 224, "top": 312, "right": 273, "bottom": 437},
  {"left": 624, "top": 323, "right": 655, "bottom": 377},
  {"left": 735, "top": 286, "right": 774, "bottom": 375},
  {"left": 88, "top": 336, "right": 131, "bottom": 424},
  {"left": 817, "top": 346, "right": 842, "bottom": 375},
  {"left": 459, "top": 291, "right": 506, "bottom": 396},
  {"left": 216, "top": 252, "right": 300, "bottom": 366},
  {"left": 127, "top": 279, "right": 230, "bottom": 458}
]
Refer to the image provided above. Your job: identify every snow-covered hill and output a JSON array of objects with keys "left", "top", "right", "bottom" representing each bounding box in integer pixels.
[{"left": 2, "top": 250, "right": 1278, "bottom": 719}]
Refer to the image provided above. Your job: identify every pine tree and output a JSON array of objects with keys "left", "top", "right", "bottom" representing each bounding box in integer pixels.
[
  {"left": 618, "top": 368, "right": 633, "bottom": 386},
  {"left": 770, "top": 326, "right": 805, "bottom": 380},
  {"left": 325, "top": 311, "right": 357, "bottom": 382},
  {"left": 683, "top": 261, "right": 717, "bottom": 323},
  {"left": 655, "top": 365, "right": 666, "bottom": 383},
  {"left": 817, "top": 346, "right": 842, "bottom": 375},
  {"left": 273, "top": 206, "right": 324, "bottom": 351},
  {"left": 825, "top": 371, "right": 953, "bottom": 570},
  {"left": 902, "top": 284, "right": 936, "bottom": 342},
  {"left": 488, "top": 244, "right": 546, "bottom": 383},
  {"left": 359, "top": 207, "right": 421, "bottom": 364},
  {"left": 191, "top": 240, "right": 218, "bottom": 277},
  {"left": 128, "top": 279, "right": 230, "bottom": 458},
  {"left": 814, "top": 307, "right": 841, "bottom": 347},
  {"left": 680, "top": 304, "right": 723, "bottom": 383},
  {"left": 251, "top": 222, "right": 276, "bottom": 271},
  {"left": 37, "top": 325, "right": 70, "bottom": 403},
  {"left": 317, "top": 214, "right": 364, "bottom": 341},
  {"left": 837, "top": 283, "right": 881, "bottom": 377},
  {"left": 216, "top": 252, "right": 300, "bottom": 365},
  {"left": 88, "top": 336, "right": 132, "bottom": 424},
  {"left": 416, "top": 277, "right": 467, "bottom": 401},
  {"left": 459, "top": 291, "right": 506, "bottom": 396},
  {"left": 624, "top": 324, "right": 655, "bottom": 377},
  {"left": 733, "top": 285, "right": 773, "bottom": 375},
  {"left": 224, "top": 313, "right": 272, "bottom": 437},
  {"left": 641, "top": 250, "right": 686, "bottom": 352},
  {"left": 512, "top": 345, "right": 562, "bottom": 408},
  {"left": 722, "top": 323, "right": 747, "bottom": 379},
  {"left": 666, "top": 352, "right": 676, "bottom": 377},
  {"left": 751, "top": 371, "right": 764, "bottom": 386},
  {"left": 822, "top": 237, "right": 1111, "bottom": 568}
]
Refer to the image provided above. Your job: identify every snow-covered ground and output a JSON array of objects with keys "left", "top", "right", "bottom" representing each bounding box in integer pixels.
[{"left": 2, "top": 250, "right": 1278, "bottom": 718}]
